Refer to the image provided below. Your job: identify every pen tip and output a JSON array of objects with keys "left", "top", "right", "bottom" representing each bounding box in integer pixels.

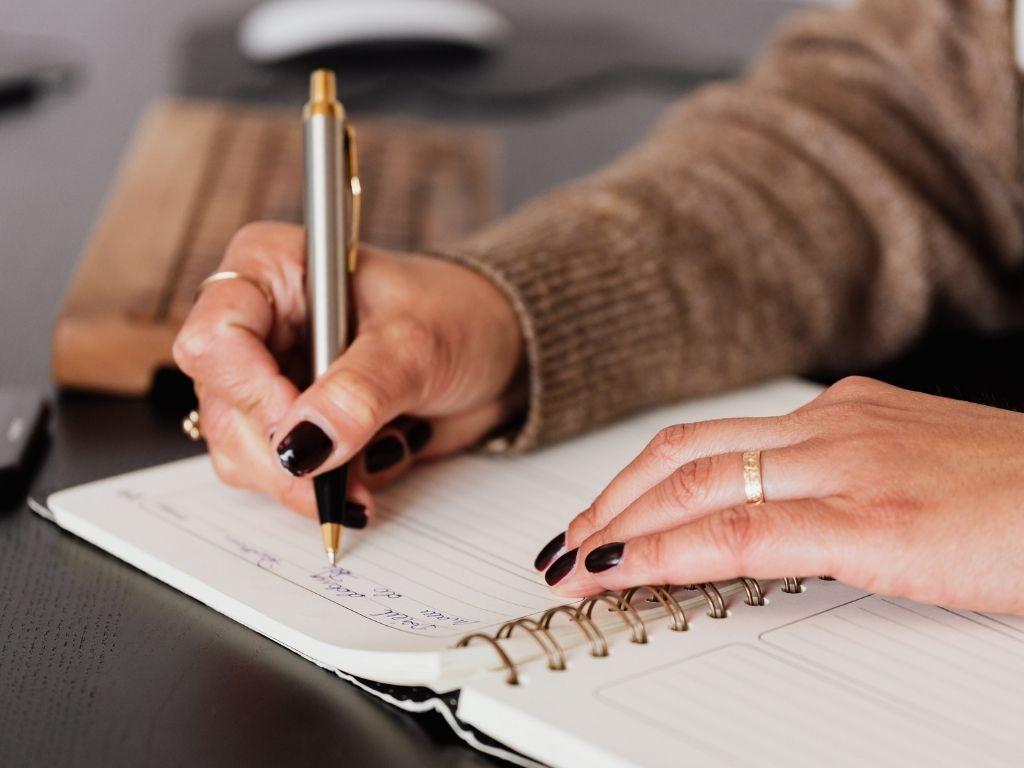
[{"left": 321, "top": 522, "right": 342, "bottom": 564}]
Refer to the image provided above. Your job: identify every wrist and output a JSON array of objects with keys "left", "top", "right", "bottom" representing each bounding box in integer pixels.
[
  {"left": 459, "top": 256, "right": 526, "bottom": 396},
  {"left": 421, "top": 245, "right": 536, "bottom": 448}
]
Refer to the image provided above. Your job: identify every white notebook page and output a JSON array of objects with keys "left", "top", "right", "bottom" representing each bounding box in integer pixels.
[
  {"left": 458, "top": 581, "right": 1024, "bottom": 768},
  {"left": 47, "top": 378, "right": 823, "bottom": 686}
]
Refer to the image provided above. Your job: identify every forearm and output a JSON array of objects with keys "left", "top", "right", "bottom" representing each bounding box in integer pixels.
[{"left": 442, "top": 0, "right": 1024, "bottom": 449}]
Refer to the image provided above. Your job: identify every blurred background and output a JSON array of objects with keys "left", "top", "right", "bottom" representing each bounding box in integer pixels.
[{"left": 1, "top": 0, "right": 839, "bottom": 389}]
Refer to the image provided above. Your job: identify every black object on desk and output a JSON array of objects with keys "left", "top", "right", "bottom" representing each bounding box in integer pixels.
[
  {"left": 0, "top": 389, "right": 49, "bottom": 507},
  {"left": 0, "top": 35, "right": 77, "bottom": 110}
]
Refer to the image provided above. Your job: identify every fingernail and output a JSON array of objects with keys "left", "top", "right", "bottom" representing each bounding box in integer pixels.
[
  {"left": 365, "top": 435, "right": 405, "bottom": 473},
  {"left": 544, "top": 548, "right": 578, "bottom": 586},
  {"left": 585, "top": 542, "right": 624, "bottom": 573},
  {"left": 534, "top": 531, "right": 566, "bottom": 571},
  {"left": 404, "top": 419, "right": 432, "bottom": 454},
  {"left": 342, "top": 500, "right": 368, "bottom": 530},
  {"left": 276, "top": 421, "right": 333, "bottom": 477}
]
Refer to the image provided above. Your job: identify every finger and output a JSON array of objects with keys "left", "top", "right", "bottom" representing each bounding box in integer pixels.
[
  {"left": 417, "top": 395, "right": 517, "bottom": 460},
  {"left": 551, "top": 498, "right": 853, "bottom": 597},
  {"left": 272, "top": 325, "right": 431, "bottom": 478},
  {"left": 353, "top": 421, "right": 411, "bottom": 488},
  {"left": 199, "top": 389, "right": 375, "bottom": 523},
  {"left": 176, "top": 290, "right": 297, "bottom": 427},
  {"left": 174, "top": 223, "right": 305, "bottom": 429},
  {"left": 355, "top": 399, "right": 515, "bottom": 489},
  {"left": 213, "top": 220, "right": 308, "bottom": 349},
  {"left": 550, "top": 415, "right": 809, "bottom": 561},
  {"left": 199, "top": 391, "right": 313, "bottom": 513},
  {"left": 549, "top": 446, "right": 830, "bottom": 594},
  {"left": 182, "top": 221, "right": 306, "bottom": 353}
]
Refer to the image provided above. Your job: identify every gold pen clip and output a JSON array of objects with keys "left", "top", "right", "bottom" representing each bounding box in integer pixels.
[{"left": 344, "top": 123, "right": 361, "bottom": 274}]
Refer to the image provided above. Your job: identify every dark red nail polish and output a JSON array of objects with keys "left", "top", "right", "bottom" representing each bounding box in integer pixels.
[
  {"left": 585, "top": 542, "right": 624, "bottom": 573},
  {"left": 545, "top": 548, "right": 578, "bottom": 586},
  {"left": 404, "top": 419, "right": 432, "bottom": 454},
  {"left": 534, "top": 531, "right": 566, "bottom": 571},
  {"left": 365, "top": 435, "right": 405, "bottom": 473},
  {"left": 276, "top": 421, "right": 333, "bottom": 477},
  {"left": 342, "top": 501, "right": 368, "bottom": 530}
]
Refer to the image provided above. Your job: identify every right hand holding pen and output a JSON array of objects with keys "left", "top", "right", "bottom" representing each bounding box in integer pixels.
[{"left": 173, "top": 221, "right": 525, "bottom": 521}]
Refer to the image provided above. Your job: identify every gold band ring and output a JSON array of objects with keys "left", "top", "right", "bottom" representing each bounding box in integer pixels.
[
  {"left": 742, "top": 450, "right": 765, "bottom": 505},
  {"left": 182, "top": 409, "right": 203, "bottom": 441},
  {"left": 196, "top": 271, "right": 274, "bottom": 307}
]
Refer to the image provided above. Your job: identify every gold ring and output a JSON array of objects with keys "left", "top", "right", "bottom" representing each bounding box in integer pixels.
[
  {"left": 182, "top": 409, "right": 203, "bottom": 441},
  {"left": 196, "top": 271, "right": 274, "bottom": 307},
  {"left": 742, "top": 450, "right": 765, "bottom": 505}
]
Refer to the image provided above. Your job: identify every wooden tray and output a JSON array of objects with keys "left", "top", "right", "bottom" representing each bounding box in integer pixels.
[{"left": 53, "top": 98, "right": 498, "bottom": 394}]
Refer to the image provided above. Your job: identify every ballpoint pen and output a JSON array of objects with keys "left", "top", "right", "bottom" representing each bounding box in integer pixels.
[{"left": 303, "top": 69, "right": 361, "bottom": 564}]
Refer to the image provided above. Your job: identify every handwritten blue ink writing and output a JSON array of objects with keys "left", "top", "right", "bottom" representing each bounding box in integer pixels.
[
  {"left": 225, "top": 536, "right": 280, "bottom": 569},
  {"left": 310, "top": 567, "right": 366, "bottom": 598},
  {"left": 419, "top": 609, "right": 476, "bottom": 627},
  {"left": 370, "top": 609, "right": 439, "bottom": 632}
]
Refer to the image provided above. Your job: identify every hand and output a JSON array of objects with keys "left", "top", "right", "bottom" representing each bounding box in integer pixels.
[
  {"left": 173, "top": 222, "right": 524, "bottom": 522},
  {"left": 536, "top": 377, "right": 1024, "bottom": 616}
]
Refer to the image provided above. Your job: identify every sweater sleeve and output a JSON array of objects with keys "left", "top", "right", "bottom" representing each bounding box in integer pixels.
[{"left": 438, "top": 0, "right": 1024, "bottom": 451}]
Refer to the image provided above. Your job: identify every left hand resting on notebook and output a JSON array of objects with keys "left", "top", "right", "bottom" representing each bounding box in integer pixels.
[{"left": 539, "top": 376, "right": 1024, "bottom": 616}]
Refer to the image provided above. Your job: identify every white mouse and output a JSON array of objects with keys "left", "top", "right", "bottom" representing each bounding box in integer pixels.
[{"left": 238, "top": 0, "right": 511, "bottom": 63}]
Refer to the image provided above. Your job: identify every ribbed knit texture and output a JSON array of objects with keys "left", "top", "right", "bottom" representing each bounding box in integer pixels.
[{"left": 440, "top": 0, "right": 1024, "bottom": 451}]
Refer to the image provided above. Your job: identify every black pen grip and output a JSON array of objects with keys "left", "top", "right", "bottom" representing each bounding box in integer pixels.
[{"left": 314, "top": 463, "right": 349, "bottom": 526}]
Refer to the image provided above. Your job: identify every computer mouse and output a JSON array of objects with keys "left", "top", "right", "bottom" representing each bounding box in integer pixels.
[{"left": 238, "top": 0, "right": 511, "bottom": 63}]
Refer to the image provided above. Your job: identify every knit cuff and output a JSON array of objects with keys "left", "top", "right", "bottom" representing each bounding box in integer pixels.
[{"left": 434, "top": 176, "right": 692, "bottom": 452}]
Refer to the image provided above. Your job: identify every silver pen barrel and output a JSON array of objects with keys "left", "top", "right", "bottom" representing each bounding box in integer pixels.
[
  {"left": 303, "top": 69, "right": 351, "bottom": 565},
  {"left": 303, "top": 70, "right": 349, "bottom": 378}
]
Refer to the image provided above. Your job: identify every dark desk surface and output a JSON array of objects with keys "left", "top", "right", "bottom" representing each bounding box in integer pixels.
[{"left": 7, "top": 0, "right": 1024, "bottom": 766}]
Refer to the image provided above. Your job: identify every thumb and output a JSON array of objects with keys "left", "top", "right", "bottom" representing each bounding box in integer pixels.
[{"left": 271, "top": 325, "right": 429, "bottom": 477}]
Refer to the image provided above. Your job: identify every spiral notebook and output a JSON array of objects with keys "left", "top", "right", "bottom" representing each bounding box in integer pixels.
[{"left": 41, "top": 379, "right": 1024, "bottom": 767}]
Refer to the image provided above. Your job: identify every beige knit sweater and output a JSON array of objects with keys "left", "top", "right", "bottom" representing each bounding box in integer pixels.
[{"left": 444, "top": 0, "right": 1024, "bottom": 451}]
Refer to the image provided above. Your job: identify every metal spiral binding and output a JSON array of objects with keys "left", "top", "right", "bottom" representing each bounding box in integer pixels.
[
  {"left": 781, "top": 577, "right": 803, "bottom": 593},
  {"left": 539, "top": 605, "right": 608, "bottom": 658},
  {"left": 738, "top": 577, "right": 765, "bottom": 606},
  {"left": 495, "top": 618, "right": 566, "bottom": 671},
  {"left": 455, "top": 578, "right": 810, "bottom": 685},
  {"left": 618, "top": 585, "right": 688, "bottom": 632},
  {"left": 695, "top": 583, "right": 728, "bottom": 618},
  {"left": 582, "top": 593, "right": 648, "bottom": 644},
  {"left": 456, "top": 633, "right": 520, "bottom": 685}
]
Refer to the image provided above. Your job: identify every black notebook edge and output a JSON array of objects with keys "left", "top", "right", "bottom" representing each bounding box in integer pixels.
[{"left": 336, "top": 673, "right": 543, "bottom": 768}]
